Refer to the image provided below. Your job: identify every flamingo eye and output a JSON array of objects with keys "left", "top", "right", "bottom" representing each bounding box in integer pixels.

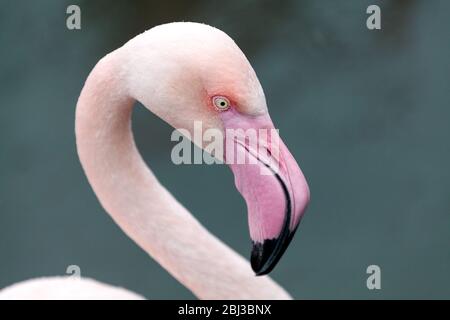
[{"left": 213, "top": 96, "right": 230, "bottom": 111}]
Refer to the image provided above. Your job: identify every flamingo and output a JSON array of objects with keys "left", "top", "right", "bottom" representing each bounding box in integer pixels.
[{"left": 0, "top": 22, "right": 309, "bottom": 300}]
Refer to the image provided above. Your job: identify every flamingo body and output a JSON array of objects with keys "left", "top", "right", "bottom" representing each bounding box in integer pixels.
[
  {"left": 0, "top": 277, "right": 144, "bottom": 300},
  {"left": 1, "top": 22, "right": 309, "bottom": 300}
]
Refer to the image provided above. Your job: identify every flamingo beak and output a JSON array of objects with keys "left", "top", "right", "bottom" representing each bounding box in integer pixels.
[{"left": 220, "top": 109, "right": 310, "bottom": 275}]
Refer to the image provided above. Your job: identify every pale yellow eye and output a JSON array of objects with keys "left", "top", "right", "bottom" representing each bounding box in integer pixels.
[{"left": 213, "top": 96, "right": 230, "bottom": 111}]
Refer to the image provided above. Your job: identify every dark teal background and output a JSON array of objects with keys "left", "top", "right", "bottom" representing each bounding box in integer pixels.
[{"left": 1, "top": 0, "right": 449, "bottom": 299}]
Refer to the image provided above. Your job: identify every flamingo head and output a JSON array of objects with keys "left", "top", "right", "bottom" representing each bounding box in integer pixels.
[{"left": 123, "top": 22, "right": 310, "bottom": 275}]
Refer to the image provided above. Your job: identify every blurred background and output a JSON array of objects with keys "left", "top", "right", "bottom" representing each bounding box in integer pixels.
[{"left": 1, "top": 0, "right": 449, "bottom": 299}]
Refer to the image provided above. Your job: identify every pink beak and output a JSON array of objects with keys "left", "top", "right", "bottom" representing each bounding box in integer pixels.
[{"left": 220, "top": 109, "right": 310, "bottom": 275}]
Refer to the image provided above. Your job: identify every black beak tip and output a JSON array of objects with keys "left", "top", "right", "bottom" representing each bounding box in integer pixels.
[
  {"left": 251, "top": 239, "right": 278, "bottom": 276},
  {"left": 250, "top": 226, "right": 299, "bottom": 276}
]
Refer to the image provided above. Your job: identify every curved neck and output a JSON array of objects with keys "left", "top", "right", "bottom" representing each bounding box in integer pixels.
[{"left": 75, "top": 51, "right": 290, "bottom": 299}]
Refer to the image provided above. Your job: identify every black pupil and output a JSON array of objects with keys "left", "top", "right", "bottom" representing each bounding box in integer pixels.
[{"left": 220, "top": 101, "right": 226, "bottom": 106}]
